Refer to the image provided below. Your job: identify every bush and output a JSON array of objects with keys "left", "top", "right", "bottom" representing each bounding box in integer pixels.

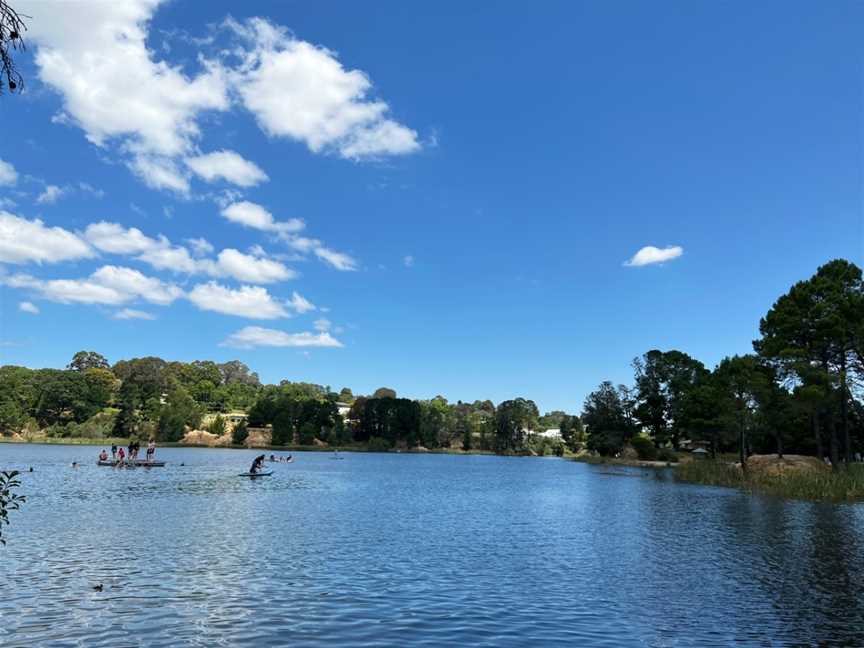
[
  {"left": 367, "top": 436, "right": 392, "bottom": 452},
  {"left": 657, "top": 448, "right": 678, "bottom": 463},
  {"left": 207, "top": 414, "right": 226, "bottom": 436},
  {"left": 232, "top": 421, "right": 249, "bottom": 446},
  {"left": 630, "top": 436, "right": 657, "bottom": 460}
]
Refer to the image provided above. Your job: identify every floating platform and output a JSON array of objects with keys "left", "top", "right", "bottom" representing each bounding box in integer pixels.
[
  {"left": 238, "top": 471, "right": 272, "bottom": 477},
  {"left": 97, "top": 460, "right": 166, "bottom": 467}
]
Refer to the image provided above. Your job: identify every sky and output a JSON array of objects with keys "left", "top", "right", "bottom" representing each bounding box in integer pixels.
[{"left": 1, "top": 1, "right": 862, "bottom": 413}]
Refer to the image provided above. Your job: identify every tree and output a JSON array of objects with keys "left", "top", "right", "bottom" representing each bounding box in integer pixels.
[
  {"left": 157, "top": 387, "right": 201, "bottom": 442},
  {"left": 232, "top": 420, "right": 249, "bottom": 446},
  {"left": 582, "top": 382, "right": 637, "bottom": 456},
  {"left": 559, "top": 415, "right": 584, "bottom": 452},
  {"left": 494, "top": 398, "right": 538, "bottom": 453},
  {"left": 217, "top": 360, "right": 261, "bottom": 386},
  {"left": 1, "top": 1, "right": 25, "bottom": 94},
  {"left": 208, "top": 414, "right": 226, "bottom": 436},
  {"left": 633, "top": 350, "right": 707, "bottom": 449},
  {"left": 337, "top": 387, "right": 355, "bottom": 403},
  {"left": 712, "top": 355, "right": 769, "bottom": 472},
  {"left": 67, "top": 351, "right": 109, "bottom": 372},
  {"left": 372, "top": 387, "right": 397, "bottom": 399},
  {"left": 756, "top": 259, "right": 864, "bottom": 466},
  {"left": 0, "top": 470, "right": 25, "bottom": 546}
]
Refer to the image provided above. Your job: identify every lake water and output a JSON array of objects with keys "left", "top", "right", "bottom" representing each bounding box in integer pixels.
[{"left": 1, "top": 445, "right": 863, "bottom": 647}]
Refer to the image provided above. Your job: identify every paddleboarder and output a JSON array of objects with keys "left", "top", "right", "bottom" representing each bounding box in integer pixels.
[{"left": 249, "top": 454, "right": 266, "bottom": 474}]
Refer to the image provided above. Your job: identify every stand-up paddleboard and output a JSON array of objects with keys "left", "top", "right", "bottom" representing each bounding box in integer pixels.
[{"left": 238, "top": 471, "right": 273, "bottom": 477}]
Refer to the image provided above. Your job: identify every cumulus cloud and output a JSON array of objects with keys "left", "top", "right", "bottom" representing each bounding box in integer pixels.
[
  {"left": 5, "top": 265, "right": 183, "bottom": 305},
  {"left": 19, "top": 301, "right": 39, "bottom": 314},
  {"left": 22, "top": 0, "right": 229, "bottom": 192},
  {"left": 216, "top": 248, "right": 296, "bottom": 283},
  {"left": 314, "top": 246, "right": 358, "bottom": 271},
  {"left": 288, "top": 291, "right": 315, "bottom": 313},
  {"left": 21, "top": 3, "right": 419, "bottom": 193},
  {"left": 85, "top": 220, "right": 294, "bottom": 284},
  {"left": 220, "top": 325, "right": 343, "bottom": 349},
  {"left": 185, "top": 149, "right": 269, "bottom": 187},
  {"left": 624, "top": 245, "right": 684, "bottom": 267},
  {"left": 403, "top": 255, "right": 414, "bottom": 267},
  {"left": 113, "top": 308, "right": 156, "bottom": 320},
  {"left": 186, "top": 237, "right": 214, "bottom": 257},
  {"left": 36, "top": 184, "right": 66, "bottom": 204},
  {"left": 220, "top": 200, "right": 303, "bottom": 234},
  {"left": 0, "top": 158, "right": 18, "bottom": 186},
  {"left": 313, "top": 317, "right": 331, "bottom": 332},
  {"left": 229, "top": 17, "right": 419, "bottom": 159},
  {"left": 85, "top": 221, "right": 159, "bottom": 255},
  {"left": 187, "top": 282, "right": 289, "bottom": 319},
  {"left": 0, "top": 211, "right": 94, "bottom": 264}
]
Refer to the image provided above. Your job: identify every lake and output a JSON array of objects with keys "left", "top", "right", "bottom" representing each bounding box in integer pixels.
[{"left": 1, "top": 445, "right": 863, "bottom": 647}]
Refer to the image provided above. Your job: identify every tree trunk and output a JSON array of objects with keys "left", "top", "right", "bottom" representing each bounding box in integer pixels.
[
  {"left": 739, "top": 413, "right": 747, "bottom": 474},
  {"left": 840, "top": 354, "right": 850, "bottom": 464},
  {"left": 828, "top": 412, "right": 840, "bottom": 470},
  {"left": 813, "top": 410, "right": 823, "bottom": 460},
  {"left": 776, "top": 429, "right": 784, "bottom": 459}
]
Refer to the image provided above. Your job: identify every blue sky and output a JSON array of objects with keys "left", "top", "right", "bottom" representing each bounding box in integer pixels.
[{"left": 1, "top": 1, "right": 862, "bottom": 413}]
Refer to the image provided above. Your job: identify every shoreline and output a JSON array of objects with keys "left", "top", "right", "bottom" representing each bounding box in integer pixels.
[{"left": 0, "top": 436, "right": 501, "bottom": 456}]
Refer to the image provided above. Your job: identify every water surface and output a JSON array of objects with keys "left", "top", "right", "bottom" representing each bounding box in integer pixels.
[{"left": 2, "top": 445, "right": 863, "bottom": 647}]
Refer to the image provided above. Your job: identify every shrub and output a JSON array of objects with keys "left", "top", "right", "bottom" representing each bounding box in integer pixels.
[
  {"left": 232, "top": 421, "right": 249, "bottom": 446},
  {"left": 657, "top": 447, "right": 678, "bottom": 463},
  {"left": 207, "top": 414, "right": 226, "bottom": 436},
  {"left": 367, "top": 436, "right": 392, "bottom": 452},
  {"left": 630, "top": 436, "right": 657, "bottom": 460}
]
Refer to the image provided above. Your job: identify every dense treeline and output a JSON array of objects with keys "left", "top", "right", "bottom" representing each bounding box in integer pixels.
[
  {"left": 0, "top": 351, "right": 577, "bottom": 454},
  {"left": 584, "top": 259, "right": 864, "bottom": 469},
  {"left": 1, "top": 259, "right": 860, "bottom": 461}
]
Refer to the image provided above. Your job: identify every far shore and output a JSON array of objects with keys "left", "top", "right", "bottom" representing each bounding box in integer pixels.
[{"left": 0, "top": 436, "right": 503, "bottom": 455}]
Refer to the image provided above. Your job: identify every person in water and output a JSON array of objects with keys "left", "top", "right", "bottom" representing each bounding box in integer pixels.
[
  {"left": 111, "top": 444, "right": 117, "bottom": 461},
  {"left": 118, "top": 446, "right": 126, "bottom": 465},
  {"left": 146, "top": 439, "right": 156, "bottom": 462},
  {"left": 99, "top": 449, "right": 108, "bottom": 461},
  {"left": 269, "top": 454, "right": 276, "bottom": 462},
  {"left": 250, "top": 454, "right": 266, "bottom": 474}
]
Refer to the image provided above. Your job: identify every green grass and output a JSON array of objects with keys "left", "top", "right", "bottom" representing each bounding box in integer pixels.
[{"left": 674, "top": 459, "right": 864, "bottom": 502}]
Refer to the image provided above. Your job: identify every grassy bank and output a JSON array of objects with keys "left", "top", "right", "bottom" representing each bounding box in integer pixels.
[
  {"left": 674, "top": 459, "right": 864, "bottom": 502},
  {"left": 570, "top": 454, "right": 680, "bottom": 468}
]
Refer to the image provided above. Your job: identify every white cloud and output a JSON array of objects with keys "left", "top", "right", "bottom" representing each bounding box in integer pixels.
[
  {"left": 6, "top": 265, "right": 183, "bottom": 306},
  {"left": 187, "top": 282, "right": 289, "bottom": 319},
  {"left": 229, "top": 17, "right": 419, "bottom": 159},
  {"left": 313, "top": 317, "right": 331, "bottom": 332},
  {"left": 129, "top": 155, "right": 190, "bottom": 194},
  {"left": 288, "top": 291, "right": 315, "bottom": 313},
  {"left": 186, "top": 237, "right": 214, "bottom": 257},
  {"left": 624, "top": 245, "right": 684, "bottom": 267},
  {"left": 0, "top": 211, "right": 94, "bottom": 264},
  {"left": 315, "top": 246, "right": 358, "bottom": 271},
  {"left": 113, "top": 308, "right": 156, "bottom": 320},
  {"left": 23, "top": 0, "right": 229, "bottom": 161},
  {"left": 216, "top": 248, "right": 296, "bottom": 284},
  {"left": 221, "top": 325, "right": 343, "bottom": 349},
  {"left": 36, "top": 185, "right": 66, "bottom": 204},
  {"left": 185, "top": 150, "right": 269, "bottom": 187},
  {"left": 403, "top": 255, "right": 414, "bottom": 268},
  {"left": 78, "top": 182, "right": 105, "bottom": 198},
  {"left": 21, "top": 4, "right": 420, "bottom": 195},
  {"left": 91, "top": 265, "right": 184, "bottom": 304},
  {"left": 220, "top": 200, "right": 304, "bottom": 233},
  {"left": 19, "top": 301, "right": 39, "bottom": 314},
  {"left": 85, "top": 221, "right": 159, "bottom": 255},
  {"left": 0, "top": 159, "right": 18, "bottom": 186}
]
